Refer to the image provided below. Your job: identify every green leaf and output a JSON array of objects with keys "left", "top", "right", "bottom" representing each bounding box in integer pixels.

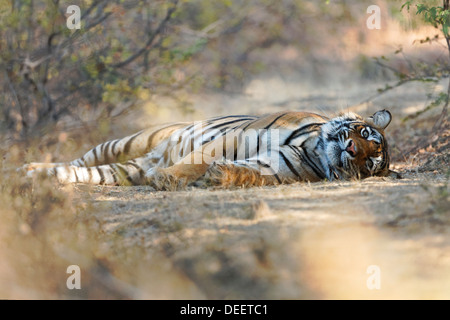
[
  {"left": 401, "top": 1, "right": 412, "bottom": 11},
  {"left": 416, "top": 4, "right": 428, "bottom": 15},
  {"left": 429, "top": 6, "right": 437, "bottom": 21}
]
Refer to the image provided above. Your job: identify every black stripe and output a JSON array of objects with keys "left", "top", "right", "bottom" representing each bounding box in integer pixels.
[
  {"left": 87, "top": 167, "right": 93, "bottom": 182},
  {"left": 189, "top": 136, "right": 195, "bottom": 153},
  {"left": 92, "top": 147, "right": 99, "bottom": 166},
  {"left": 302, "top": 149, "right": 326, "bottom": 179},
  {"left": 109, "top": 167, "right": 117, "bottom": 185},
  {"left": 257, "top": 160, "right": 271, "bottom": 168},
  {"left": 146, "top": 128, "right": 165, "bottom": 152},
  {"left": 221, "top": 133, "right": 227, "bottom": 159},
  {"left": 233, "top": 134, "right": 238, "bottom": 161},
  {"left": 179, "top": 124, "right": 195, "bottom": 151},
  {"left": 280, "top": 151, "right": 302, "bottom": 179},
  {"left": 288, "top": 145, "right": 324, "bottom": 179},
  {"left": 209, "top": 115, "right": 257, "bottom": 122},
  {"left": 126, "top": 160, "right": 145, "bottom": 178},
  {"left": 284, "top": 123, "right": 321, "bottom": 145},
  {"left": 208, "top": 118, "right": 254, "bottom": 131},
  {"left": 256, "top": 128, "right": 271, "bottom": 156},
  {"left": 288, "top": 145, "right": 303, "bottom": 160},
  {"left": 256, "top": 160, "right": 282, "bottom": 184},
  {"left": 124, "top": 132, "right": 141, "bottom": 154},
  {"left": 264, "top": 113, "right": 287, "bottom": 130},
  {"left": 380, "top": 148, "right": 388, "bottom": 170},
  {"left": 257, "top": 134, "right": 260, "bottom": 155},
  {"left": 98, "top": 168, "right": 106, "bottom": 185},
  {"left": 197, "top": 119, "right": 253, "bottom": 147},
  {"left": 222, "top": 124, "right": 244, "bottom": 136},
  {"left": 111, "top": 139, "right": 120, "bottom": 156},
  {"left": 104, "top": 141, "right": 112, "bottom": 164},
  {"left": 219, "top": 128, "right": 231, "bottom": 158},
  {"left": 273, "top": 173, "right": 282, "bottom": 184},
  {"left": 241, "top": 118, "right": 257, "bottom": 131},
  {"left": 145, "top": 123, "right": 187, "bottom": 153},
  {"left": 73, "top": 167, "right": 79, "bottom": 183},
  {"left": 113, "top": 164, "right": 133, "bottom": 183},
  {"left": 256, "top": 113, "right": 288, "bottom": 156}
]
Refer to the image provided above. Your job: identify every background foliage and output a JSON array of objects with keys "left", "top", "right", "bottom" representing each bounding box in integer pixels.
[{"left": 3, "top": 0, "right": 442, "bottom": 139}]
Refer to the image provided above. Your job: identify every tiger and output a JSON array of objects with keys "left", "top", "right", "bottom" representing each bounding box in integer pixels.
[{"left": 23, "top": 109, "right": 395, "bottom": 190}]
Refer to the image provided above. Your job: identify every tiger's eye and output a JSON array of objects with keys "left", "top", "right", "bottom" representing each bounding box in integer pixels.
[{"left": 361, "top": 129, "right": 369, "bottom": 138}]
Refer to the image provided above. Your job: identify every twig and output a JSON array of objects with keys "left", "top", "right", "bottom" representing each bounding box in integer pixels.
[
  {"left": 111, "top": 0, "right": 179, "bottom": 69},
  {"left": 374, "top": 58, "right": 407, "bottom": 77},
  {"left": 357, "top": 76, "right": 439, "bottom": 106},
  {"left": 3, "top": 68, "right": 27, "bottom": 131}
]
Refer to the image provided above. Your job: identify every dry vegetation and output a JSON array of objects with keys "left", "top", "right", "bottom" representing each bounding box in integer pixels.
[{"left": 0, "top": 0, "right": 449, "bottom": 299}]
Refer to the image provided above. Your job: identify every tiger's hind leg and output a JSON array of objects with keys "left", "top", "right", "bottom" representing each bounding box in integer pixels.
[
  {"left": 21, "top": 133, "right": 144, "bottom": 174},
  {"left": 28, "top": 155, "right": 153, "bottom": 185}
]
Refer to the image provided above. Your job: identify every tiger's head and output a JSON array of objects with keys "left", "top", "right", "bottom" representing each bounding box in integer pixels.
[{"left": 320, "top": 109, "right": 393, "bottom": 180}]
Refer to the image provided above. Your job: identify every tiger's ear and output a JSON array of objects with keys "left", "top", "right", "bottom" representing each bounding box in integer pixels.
[{"left": 367, "top": 109, "right": 392, "bottom": 130}]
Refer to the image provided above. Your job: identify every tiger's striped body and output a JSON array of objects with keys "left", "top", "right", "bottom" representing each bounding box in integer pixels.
[{"left": 24, "top": 110, "right": 393, "bottom": 189}]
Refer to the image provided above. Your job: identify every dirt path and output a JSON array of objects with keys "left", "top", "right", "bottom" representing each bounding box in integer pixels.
[{"left": 75, "top": 169, "right": 449, "bottom": 299}]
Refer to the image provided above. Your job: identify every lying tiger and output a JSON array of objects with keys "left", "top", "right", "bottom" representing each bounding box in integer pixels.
[{"left": 23, "top": 109, "right": 396, "bottom": 190}]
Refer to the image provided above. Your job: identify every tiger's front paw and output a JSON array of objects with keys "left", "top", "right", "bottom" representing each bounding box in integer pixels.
[{"left": 145, "top": 167, "right": 188, "bottom": 191}]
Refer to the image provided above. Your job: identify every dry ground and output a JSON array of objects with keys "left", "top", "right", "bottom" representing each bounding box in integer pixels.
[{"left": 67, "top": 169, "right": 448, "bottom": 299}]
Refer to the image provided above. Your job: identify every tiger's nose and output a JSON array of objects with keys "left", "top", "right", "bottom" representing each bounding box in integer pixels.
[{"left": 346, "top": 140, "right": 357, "bottom": 157}]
